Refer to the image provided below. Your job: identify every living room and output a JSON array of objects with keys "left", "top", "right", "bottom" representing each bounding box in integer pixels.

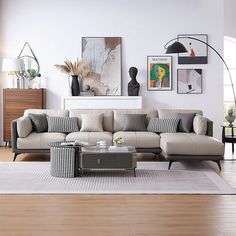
[{"left": 0, "top": 0, "right": 236, "bottom": 235}]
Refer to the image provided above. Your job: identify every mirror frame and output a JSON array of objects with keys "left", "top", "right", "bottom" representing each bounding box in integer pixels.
[{"left": 17, "top": 42, "right": 40, "bottom": 78}]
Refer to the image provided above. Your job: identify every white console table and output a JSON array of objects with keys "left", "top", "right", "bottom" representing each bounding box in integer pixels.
[{"left": 62, "top": 96, "right": 142, "bottom": 109}]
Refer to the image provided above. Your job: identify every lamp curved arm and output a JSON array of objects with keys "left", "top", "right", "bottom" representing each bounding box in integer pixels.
[{"left": 165, "top": 36, "right": 236, "bottom": 107}]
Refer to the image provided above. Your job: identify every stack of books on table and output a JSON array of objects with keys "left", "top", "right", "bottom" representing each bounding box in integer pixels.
[
  {"left": 108, "top": 146, "right": 136, "bottom": 152},
  {"left": 60, "top": 141, "right": 92, "bottom": 147}
]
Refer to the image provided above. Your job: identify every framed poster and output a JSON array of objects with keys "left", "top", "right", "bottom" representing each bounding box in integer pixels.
[
  {"left": 82, "top": 37, "right": 121, "bottom": 96},
  {"left": 147, "top": 56, "right": 172, "bottom": 91},
  {"left": 177, "top": 69, "right": 202, "bottom": 94},
  {"left": 178, "top": 34, "right": 208, "bottom": 64}
]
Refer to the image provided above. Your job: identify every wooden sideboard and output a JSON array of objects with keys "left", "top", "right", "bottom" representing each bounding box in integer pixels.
[{"left": 3, "top": 88, "right": 46, "bottom": 144}]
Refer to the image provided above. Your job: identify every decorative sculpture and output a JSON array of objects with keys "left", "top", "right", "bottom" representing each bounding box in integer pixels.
[
  {"left": 128, "top": 67, "right": 140, "bottom": 96},
  {"left": 225, "top": 109, "right": 235, "bottom": 127}
]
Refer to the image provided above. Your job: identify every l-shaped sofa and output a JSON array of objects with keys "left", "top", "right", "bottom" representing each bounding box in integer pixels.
[{"left": 11, "top": 108, "right": 225, "bottom": 170}]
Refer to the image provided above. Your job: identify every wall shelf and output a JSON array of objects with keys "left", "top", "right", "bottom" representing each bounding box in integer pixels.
[{"left": 62, "top": 96, "right": 142, "bottom": 109}]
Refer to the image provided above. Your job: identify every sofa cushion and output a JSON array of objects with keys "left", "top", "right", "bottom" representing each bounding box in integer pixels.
[
  {"left": 47, "top": 117, "right": 79, "bottom": 133},
  {"left": 160, "top": 133, "right": 224, "bottom": 156},
  {"left": 24, "top": 109, "right": 69, "bottom": 117},
  {"left": 147, "top": 117, "right": 180, "bottom": 133},
  {"left": 17, "top": 116, "right": 33, "bottom": 138},
  {"left": 29, "top": 113, "right": 48, "bottom": 133},
  {"left": 123, "top": 114, "right": 147, "bottom": 131},
  {"left": 69, "top": 109, "right": 113, "bottom": 132},
  {"left": 80, "top": 113, "right": 103, "bottom": 132},
  {"left": 158, "top": 109, "right": 202, "bottom": 118},
  {"left": 17, "top": 132, "right": 66, "bottom": 149},
  {"left": 193, "top": 115, "right": 208, "bottom": 135},
  {"left": 113, "top": 131, "right": 160, "bottom": 148},
  {"left": 114, "top": 109, "right": 157, "bottom": 132},
  {"left": 177, "top": 113, "right": 195, "bottom": 133},
  {"left": 66, "top": 132, "right": 113, "bottom": 146}
]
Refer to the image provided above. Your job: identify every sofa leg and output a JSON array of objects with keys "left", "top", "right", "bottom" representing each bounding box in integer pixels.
[
  {"left": 168, "top": 161, "right": 174, "bottom": 170},
  {"left": 215, "top": 160, "right": 221, "bottom": 171},
  {"left": 13, "top": 153, "right": 19, "bottom": 162}
]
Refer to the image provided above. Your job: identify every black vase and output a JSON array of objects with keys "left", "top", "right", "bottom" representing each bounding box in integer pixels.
[{"left": 71, "top": 75, "right": 80, "bottom": 96}]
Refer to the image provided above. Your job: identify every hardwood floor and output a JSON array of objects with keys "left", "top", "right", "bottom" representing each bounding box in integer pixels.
[{"left": 1, "top": 147, "right": 236, "bottom": 236}]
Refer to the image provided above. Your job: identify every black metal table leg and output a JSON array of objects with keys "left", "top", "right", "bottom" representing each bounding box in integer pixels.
[{"left": 232, "top": 127, "right": 234, "bottom": 153}]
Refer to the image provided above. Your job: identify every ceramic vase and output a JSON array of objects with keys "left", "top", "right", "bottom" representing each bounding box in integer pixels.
[{"left": 71, "top": 75, "right": 80, "bottom": 96}]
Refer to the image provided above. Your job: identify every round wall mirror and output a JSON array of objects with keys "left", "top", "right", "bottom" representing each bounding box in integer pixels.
[
  {"left": 19, "top": 55, "right": 39, "bottom": 72},
  {"left": 17, "top": 42, "right": 40, "bottom": 79}
]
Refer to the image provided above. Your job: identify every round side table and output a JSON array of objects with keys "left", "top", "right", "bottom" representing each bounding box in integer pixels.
[
  {"left": 49, "top": 142, "right": 81, "bottom": 178},
  {"left": 221, "top": 125, "right": 236, "bottom": 153}
]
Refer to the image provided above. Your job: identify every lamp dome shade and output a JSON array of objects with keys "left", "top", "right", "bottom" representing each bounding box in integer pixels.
[
  {"left": 1, "top": 58, "right": 23, "bottom": 72},
  {"left": 165, "top": 41, "right": 188, "bottom": 54}
]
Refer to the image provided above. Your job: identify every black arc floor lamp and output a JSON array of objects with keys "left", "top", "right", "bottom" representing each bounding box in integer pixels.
[{"left": 164, "top": 37, "right": 236, "bottom": 112}]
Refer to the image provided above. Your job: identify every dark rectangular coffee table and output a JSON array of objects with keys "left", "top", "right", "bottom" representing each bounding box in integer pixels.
[{"left": 79, "top": 146, "right": 137, "bottom": 177}]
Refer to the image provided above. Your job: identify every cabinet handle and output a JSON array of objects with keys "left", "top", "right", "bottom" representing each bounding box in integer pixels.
[{"left": 97, "top": 159, "right": 101, "bottom": 165}]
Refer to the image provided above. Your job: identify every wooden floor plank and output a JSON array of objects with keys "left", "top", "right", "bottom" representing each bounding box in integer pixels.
[{"left": 0, "top": 147, "right": 236, "bottom": 235}]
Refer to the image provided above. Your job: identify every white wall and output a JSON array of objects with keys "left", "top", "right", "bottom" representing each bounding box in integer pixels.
[
  {"left": 224, "top": 0, "right": 236, "bottom": 38},
  {"left": 0, "top": 0, "right": 224, "bottom": 142}
]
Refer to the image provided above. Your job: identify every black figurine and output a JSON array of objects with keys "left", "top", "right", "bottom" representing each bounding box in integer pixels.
[{"left": 128, "top": 67, "right": 140, "bottom": 96}]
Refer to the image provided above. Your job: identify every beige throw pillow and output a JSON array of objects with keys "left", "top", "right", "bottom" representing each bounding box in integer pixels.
[
  {"left": 193, "top": 115, "right": 208, "bottom": 135},
  {"left": 80, "top": 113, "right": 104, "bottom": 132},
  {"left": 17, "top": 116, "right": 33, "bottom": 138}
]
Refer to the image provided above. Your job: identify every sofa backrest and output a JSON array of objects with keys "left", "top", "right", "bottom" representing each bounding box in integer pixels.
[
  {"left": 24, "top": 109, "right": 69, "bottom": 117},
  {"left": 23, "top": 108, "right": 204, "bottom": 133},
  {"left": 113, "top": 109, "right": 157, "bottom": 132},
  {"left": 157, "top": 109, "right": 203, "bottom": 118},
  {"left": 69, "top": 109, "right": 113, "bottom": 132}
]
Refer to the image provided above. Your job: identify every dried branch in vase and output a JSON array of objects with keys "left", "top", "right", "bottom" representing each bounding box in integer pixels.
[{"left": 54, "top": 58, "right": 90, "bottom": 77}]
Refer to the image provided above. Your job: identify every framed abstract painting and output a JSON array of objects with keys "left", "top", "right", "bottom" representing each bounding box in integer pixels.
[
  {"left": 82, "top": 37, "right": 122, "bottom": 96},
  {"left": 177, "top": 34, "right": 208, "bottom": 64},
  {"left": 147, "top": 56, "right": 172, "bottom": 91},
  {"left": 177, "top": 69, "right": 202, "bottom": 94}
]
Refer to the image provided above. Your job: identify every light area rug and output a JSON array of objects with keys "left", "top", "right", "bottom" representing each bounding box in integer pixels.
[{"left": 0, "top": 161, "right": 235, "bottom": 195}]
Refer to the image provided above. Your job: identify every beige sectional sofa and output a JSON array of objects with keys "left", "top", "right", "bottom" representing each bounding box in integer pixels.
[{"left": 11, "top": 108, "right": 224, "bottom": 170}]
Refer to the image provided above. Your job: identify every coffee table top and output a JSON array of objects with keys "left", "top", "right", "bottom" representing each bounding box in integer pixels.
[
  {"left": 49, "top": 142, "right": 136, "bottom": 154},
  {"left": 81, "top": 146, "right": 136, "bottom": 154}
]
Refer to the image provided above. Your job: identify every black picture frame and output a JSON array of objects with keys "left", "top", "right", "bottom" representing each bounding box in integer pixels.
[
  {"left": 177, "top": 69, "right": 202, "bottom": 94},
  {"left": 178, "top": 34, "right": 208, "bottom": 64},
  {"left": 81, "top": 37, "right": 122, "bottom": 96}
]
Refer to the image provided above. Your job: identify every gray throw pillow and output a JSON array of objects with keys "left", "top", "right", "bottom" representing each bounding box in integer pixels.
[
  {"left": 177, "top": 113, "right": 196, "bottom": 133},
  {"left": 147, "top": 118, "right": 180, "bottom": 133},
  {"left": 47, "top": 117, "right": 79, "bottom": 133},
  {"left": 123, "top": 114, "right": 147, "bottom": 131},
  {"left": 29, "top": 113, "right": 48, "bottom": 133}
]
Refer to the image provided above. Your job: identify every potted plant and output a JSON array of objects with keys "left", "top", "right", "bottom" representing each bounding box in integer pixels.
[
  {"left": 54, "top": 59, "right": 90, "bottom": 96},
  {"left": 113, "top": 137, "right": 125, "bottom": 147}
]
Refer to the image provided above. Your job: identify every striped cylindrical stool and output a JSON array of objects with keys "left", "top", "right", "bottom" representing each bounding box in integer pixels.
[{"left": 50, "top": 143, "right": 78, "bottom": 178}]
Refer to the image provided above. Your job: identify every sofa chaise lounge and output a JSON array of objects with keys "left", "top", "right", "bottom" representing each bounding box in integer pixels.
[{"left": 11, "top": 108, "right": 224, "bottom": 170}]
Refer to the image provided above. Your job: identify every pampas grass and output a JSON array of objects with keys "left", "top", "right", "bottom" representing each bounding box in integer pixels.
[{"left": 55, "top": 58, "right": 90, "bottom": 77}]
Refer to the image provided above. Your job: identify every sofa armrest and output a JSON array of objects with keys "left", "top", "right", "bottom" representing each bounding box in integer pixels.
[
  {"left": 206, "top": 118, "right": 213, "bottom": 137},
  {"left": 11, "top": 119, "right": 18, "bottom": 153}
]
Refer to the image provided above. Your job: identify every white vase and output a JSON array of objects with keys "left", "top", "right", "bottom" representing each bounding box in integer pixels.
[{"left": 24, "top": 78, "right": 29, "bottom": 89}]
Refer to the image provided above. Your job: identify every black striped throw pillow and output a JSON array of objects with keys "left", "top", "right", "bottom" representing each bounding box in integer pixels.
[
  {"left": 147, "top": 118, "right": 180, "bottom": 133},
  {"left": 47, "top": 117, "right": 79, "bottom": 133}
]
